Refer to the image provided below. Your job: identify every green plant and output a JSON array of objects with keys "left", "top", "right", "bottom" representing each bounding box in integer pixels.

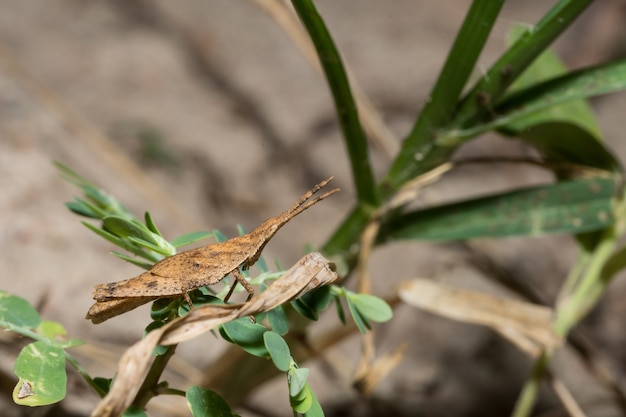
[{"left": 3, "top": 0, "right": 626, "bottom": 416}]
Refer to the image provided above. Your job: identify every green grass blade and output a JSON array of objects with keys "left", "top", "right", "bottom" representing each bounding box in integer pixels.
[
  {"left": 439, "top": 45, "right": 623, "bottom": 171},
  {"left": 508, "top": 122, "right": 620, "bottom": 172},
  {"left": 383, "top": 0, "right": 505, "bottom": 191},
  {"left": 496, "top": 58, "right": 626, "bottom": 127},
  {"left": 453, "top": 0, "right": 594, "bottom": 128},
  {"left": 379, "top": 176, "right": 618, "bottom": 241},
  {"left": 291, "top": 0, "right": 377, "bottom": 206}
]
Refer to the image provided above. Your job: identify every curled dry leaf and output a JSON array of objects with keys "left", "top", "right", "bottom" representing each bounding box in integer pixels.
[
  {"left": 398, "top": 279, "right": 562, "bottom": 356},
  {"left": 91, "top": 252, "right": 339, "bottom": 417}
]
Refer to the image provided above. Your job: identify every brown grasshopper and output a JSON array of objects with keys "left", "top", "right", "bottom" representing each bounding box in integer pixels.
[{"left": 86, "top": 177, "right": 339, "bottom": 323}]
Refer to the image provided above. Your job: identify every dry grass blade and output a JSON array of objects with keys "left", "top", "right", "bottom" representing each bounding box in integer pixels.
[
  {"left": 399, "top": 279, "right": 562, "bottom": 354},
  {"left": 91, "top": 252, "right": 339, "bottom": 417},
  {"left": 353, "top": 342, "right": 407, "bottom": 397}
]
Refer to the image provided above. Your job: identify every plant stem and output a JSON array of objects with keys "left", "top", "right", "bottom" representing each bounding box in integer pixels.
[
  {"left": 64, "top": 351, "right": 106, "bottom": 397},
  {"left": 510, "top": 351, "right": 550, "bottom": 417},
  {"left": 131, "top": 344, "right": 178, "bottom": 410}
]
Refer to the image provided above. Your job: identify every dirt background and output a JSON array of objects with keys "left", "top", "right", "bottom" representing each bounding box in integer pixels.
[{"left": 1, "top": 1, "right": 626, "bottom": 416}]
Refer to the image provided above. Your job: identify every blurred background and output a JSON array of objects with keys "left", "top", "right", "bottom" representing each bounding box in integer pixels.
[{"left": 1, "top": 1, "right": 626, "bottom": 416}]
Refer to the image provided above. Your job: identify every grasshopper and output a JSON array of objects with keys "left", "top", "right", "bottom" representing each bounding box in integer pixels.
[{"left": 86, "top": 177, "right": 338, "bottom": 323}]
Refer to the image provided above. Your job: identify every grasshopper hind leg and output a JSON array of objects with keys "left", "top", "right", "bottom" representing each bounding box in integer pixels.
[{"left": 223, "top": 269, "right": 255, "bottom": 302}]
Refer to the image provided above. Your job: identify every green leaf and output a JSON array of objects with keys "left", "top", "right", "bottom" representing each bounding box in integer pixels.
[
  {"left": 289, "top": 367, "right": 310, "bottom": 398},
  {"left": 289, "top": 381, "right": 313, "bottom": 413},
  {"left": 510, "top": 122, "right": 619, "bottom": 171},
  {"left": 170, "top": 231, "right": 214, "bottom": 248},
  {"left": 110, "top": 251, "right": 155, "bottom": 270},
  {"left": 144, "top": 211, "right": 162, "bottom": 236},
  {"left": 289, "top": 285, "right": 333, "bottom": 321},
  {"left": 127, "top": 236, "right": 172, "bottom": 256},
  {"left": 498, "top": 59, "right": 626, "bottom": 138},
  {"left": 291, "top": 298, "right": 318, "bottom": 321},
  {"left": 345, "top": 294, "right": 370, "bottom": 334},
  {"left": 266, "top": 306, "right": 289, "bottom": 335},
  {"left": 264, "top": 332, "right": 291, "bottom": 372},
  {"left": 186, "top": 386, "right": 238, "bottom": 417},
  {"left": 213, "top": 229, "right": 228, "bottom": 243},
  {"left": 92, "top": 377, "right": 112, "bottom": 397},
  {"left": 122, "top": 406, "right": 148, "bottom": 417},
  {"left": 380, "top": 176, "right": 618, "bottom": 241},
  {"left": 103, "top": 216, "right": 159, "bottom": 244},
  {"left": 220, "top": 318, "right": 269, "bottom": 357},
  {"left": 35, "top": 321, "right": 66, "bottom": 340},
  {"left": 65, "top": 200, "right": 103, "bottom": 219},
  {"left": 13, "top": 341, "right": 67, "bottom": 406},
  {"left": 291, "top": 0, "right": 377, "bottom": 206},
  {"left": 335, "top": 296, "right": 346, "bottom": 325},
  {"left": 300, "top": 286, "right": 333, "bottom": 317},
  {"left": 442, "top": 29, "right": 622, "bottom": 173},
  {"left": 348, "top": 294, "right": 393, "bottom": 323},
  {"left": 54, "top": 161, "right": 91, "bottom": 187},
  {"left": 303, "top": 390, "right": 324, "bottom": 417},
  {"left": 151, "top": 298, "right": 179, "bottom": 321},
  {"left": 0, "top": 291, "right": 41, "bottom": 329},
  {"left": 82, "top": 222, "right": 158, "bottom": 263}
]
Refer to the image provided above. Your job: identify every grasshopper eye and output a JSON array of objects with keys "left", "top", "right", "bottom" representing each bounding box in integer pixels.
[{"left": 192, "top": 261, "right": 201, "bottom": 268}]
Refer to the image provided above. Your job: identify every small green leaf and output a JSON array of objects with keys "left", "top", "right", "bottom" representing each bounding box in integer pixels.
[
  {"left": 267, "top": 306, "right": 289, "bottom": 335},
  {"left": 144, "top": 212, "right": 162, "bottom": 236},
  {"left": 186, "top": 386, "right": 238, "bottom": 417},
  {"left": 220, "top": 318, "right": 269, "bottom": 357},
  {"left": 289, "top": 381, "right": 313, "bottom": 413},
  {"left": 92, "top": 377, "right": 112, "bottom": 397},
  {"left": 345, "top": 295, "right": 370, "bottom": 334},
  {"left": 303, "top": 391, "right": 324, "bottom": 417},
  {"left": 335, "top": 297, "right": 346, "bottom": 325},
  {"left": 348, "top": 294, "right": 393, "bottom": 323},
  {"left": 13, "top": 341, "right": 67, "bottom": 406},
  {"left": 83, "top": 222, "right": 158, "bottom": 263},
  {"left": 122, "top": 406, "right": 148, "bottom": 417},
  {"left": 0, "top": 291, "right": 41, "bottom": 329},
  {"left": 151, "top": 299, "right": 179, "bottom": 321},
  {"left": 171, "top": 231, "right": 214, "bottom": 248},
  {"left": 35, "top": 321, "right": 66, "bottom": 339},
  {"left": 110, "top": 251, "right": 155, "bottom": 270},
  {"left": 103, "top": 216, "right": 158, "bottom": 244},
  {"left": 264, "top": 332, "right": 291, "bottom": 372},
  {"left": 127, "top": 236, "right": 171, "bottom": 256},
  {"left": 213, "top": 229, "right": 228, "bottom": 243},
  {"left": 295, "top": 286, "right": 333, "bottom": 321},
  {"left": 289, "top": 367, "right": 310, "bottom": 397},
  {"left": 65, "top": 200, "right": 103, "bottom": 219},
  {"left": 291, "top": 298, "right": 319, "bottom": 321}
]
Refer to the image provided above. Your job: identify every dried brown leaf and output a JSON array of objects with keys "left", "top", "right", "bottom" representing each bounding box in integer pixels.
[{"left": 398, "top": 279, "right": 562, "bottom": 354}]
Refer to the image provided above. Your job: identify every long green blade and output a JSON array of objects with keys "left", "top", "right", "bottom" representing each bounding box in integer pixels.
[
  {"left": 379, "top": 176, "right": 619, "bottom": 241},
  {"left": 292, "top": 0, "right": 377, "bottom": 206},
  {"left": 384, "top": 0, "right": 505, "bottom": 191},
  {"left": 453, "top": 0, "right": 594, "bottom": 128}
]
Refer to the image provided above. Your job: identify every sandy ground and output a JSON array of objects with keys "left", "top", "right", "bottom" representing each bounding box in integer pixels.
[{"left": 1, "top": 1, "right": 626, "bottom": 416}]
